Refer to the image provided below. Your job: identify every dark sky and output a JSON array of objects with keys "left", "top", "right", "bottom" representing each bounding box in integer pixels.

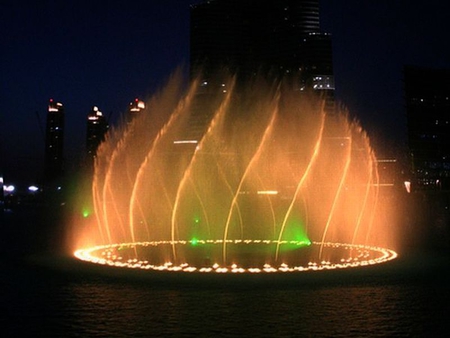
[{"left": 1, "top": 0, "right": 450, "bottom": 184}]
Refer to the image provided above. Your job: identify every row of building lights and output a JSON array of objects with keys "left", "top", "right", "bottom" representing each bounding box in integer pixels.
[{"left": 1, "top": 98, "right": 147, "bottom": 208}]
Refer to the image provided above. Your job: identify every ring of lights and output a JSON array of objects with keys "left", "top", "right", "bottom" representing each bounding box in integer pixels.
[{"left": 74, "top": 240, "right": 397, "bottom": 274}]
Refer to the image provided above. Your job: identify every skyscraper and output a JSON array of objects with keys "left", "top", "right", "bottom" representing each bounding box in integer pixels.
[
  {"left": 186, "top": 0, "right": 334, "bottom": 141},
  {"left": 86, "top": 106, "right": 109, "bottom": 161},
  {"left": 189, "top": 0, "right": 333, "bottom": 93},
  {"left": 44, "top": 99, "right": 65, "bottom": 182},
  {"left": 404, "top": 65, "right": 450, "bottom": 190},
  {"left": 126, "top": 98, "right": 146, "bottom": 125}
]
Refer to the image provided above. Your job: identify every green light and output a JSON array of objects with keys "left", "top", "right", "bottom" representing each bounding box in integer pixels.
[
  {"left": 296, "top": 239, "right": 312, "bottom": 246},
  {"left": 292, "top": 230, "right": 310, "bottom": 246},
  {"left": 279, "top": 217, "right": 311, "bottom": 251},
  {"left": 191, "top": 238, "right": 199, "bottom": 246},
  {"left": 194, "top": 217, "right": 200, "bottom": 224},
  {"left": 82, "top": 209, "right": 90, "bottom": 218}
]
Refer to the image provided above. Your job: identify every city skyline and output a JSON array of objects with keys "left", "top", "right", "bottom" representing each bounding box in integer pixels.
[{"left": 2, "top": 0, "right": 450, "bottom": 185}]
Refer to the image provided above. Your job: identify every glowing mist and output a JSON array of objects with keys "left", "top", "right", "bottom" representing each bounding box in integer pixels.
[{"left": 73, "top": 73, "right": 397, "bottom": 273}]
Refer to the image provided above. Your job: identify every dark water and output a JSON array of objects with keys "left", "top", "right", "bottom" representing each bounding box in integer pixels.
[{"left": 1, "top": 205, "right": 450, "bottom": 337}]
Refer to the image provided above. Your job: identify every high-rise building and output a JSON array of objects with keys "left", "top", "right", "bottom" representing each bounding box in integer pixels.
[
  {"left": 126, "top": 98, "right": 146, "bottom": 125},
  {"left": 190, "top": 0, "right": 333, "bottom": 93},
  {"left": 404, "top": 65, "right": 450, "bottom": 190},
  {"left": 86, "top": 106, "right": 109, "bottom": 161},
  {"left": 44, "top": 99, "right": 65, "bottom": 182},
  {"left": 186, "top": 0, "right": 334, "bottom": 141}
]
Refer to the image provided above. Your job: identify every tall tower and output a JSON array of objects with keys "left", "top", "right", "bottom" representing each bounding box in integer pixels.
[
  {"left": 189, "top": 0, "right": 333, "bottom": 93},
  {"left": 126, "top": 98, "right": 146, "bottom": 125},
  {"left": 187, "top": 0, "right": 334, "bottom": 141},
  {"left": 404, "top": 65, "right": 450, "bottom": 190},
  {"left": 44, "top": 99, "right": 65, "bottom": 183},
  {"left": 86, "top": 106, "right": 109, "bottom": 162}
]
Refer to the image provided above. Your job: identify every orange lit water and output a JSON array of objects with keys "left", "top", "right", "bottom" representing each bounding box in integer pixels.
[{"left": 73, "top": 73, "right": 398, "bottom": 269}]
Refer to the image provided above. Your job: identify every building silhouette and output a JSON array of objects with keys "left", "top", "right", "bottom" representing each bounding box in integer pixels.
[
  {"left": 186, "top": 0, "right": 334, "bottom": 141},
  {"left": 126, "top": 98, "right": 146, "bottom": 125},
  {"left": 190, "top": 0, "right": 333, "bottom": 92},
  {"left": 404, "top": 65, "right": 450, "bottom": 190},
  {"left": 86, "top": 106, "right": 109, "bottom": 162},
  {"left": 44, "top": 99, "right": 65, "bottom": 183}
]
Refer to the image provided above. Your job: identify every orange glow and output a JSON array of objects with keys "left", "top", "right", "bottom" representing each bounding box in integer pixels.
[
  {"left": 72, "top": 72, "right": 398, "bottom": 274},
  {"left": 74, "top": 240, "right": 397, "bottom": 273}
]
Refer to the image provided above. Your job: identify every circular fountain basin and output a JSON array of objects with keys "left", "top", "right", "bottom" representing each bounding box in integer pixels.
[{"left": 74, "top": 240, "right": 397, "bottom": 274}]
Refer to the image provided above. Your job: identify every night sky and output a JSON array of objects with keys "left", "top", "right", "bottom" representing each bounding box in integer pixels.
[{"left": 1, "top": 0, "right": 450, "bottom": 185}]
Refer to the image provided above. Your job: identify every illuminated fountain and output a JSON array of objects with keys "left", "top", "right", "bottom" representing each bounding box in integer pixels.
[{"left": 73, "top": 73, "right": 397, "bottom": 273}]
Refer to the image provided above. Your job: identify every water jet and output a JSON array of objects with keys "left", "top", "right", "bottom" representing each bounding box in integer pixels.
[{"left": 73, "top": 73, "right": 397, "bottom": 273}]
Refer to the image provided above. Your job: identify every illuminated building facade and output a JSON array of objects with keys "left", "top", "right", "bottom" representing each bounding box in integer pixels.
[
  {"left": 86, "top": 106, "right": 109, "bottom": 161},
  {"left": 127, "top": 98, "right": 146, "bottom": 124},
  {"left": 44, "top": 99, "right": 65, "bottom": 182},
  {"left": 404, "top": 65, "right": 450, "bottom": 190}
]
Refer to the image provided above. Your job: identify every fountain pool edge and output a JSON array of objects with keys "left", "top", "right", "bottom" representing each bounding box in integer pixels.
[{"left": 74, "top": 241, "right": 398, "bottom": 274}]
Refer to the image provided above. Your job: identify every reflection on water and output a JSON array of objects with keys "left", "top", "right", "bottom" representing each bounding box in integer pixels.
[
  {"left": 2, "top": 257, "right": 449, "bottom": 337},
  {"left": 1, "top": 196, "right": 449, "bottom": 337}
]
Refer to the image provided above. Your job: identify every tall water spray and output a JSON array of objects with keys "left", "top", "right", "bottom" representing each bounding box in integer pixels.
[{"left": 74, "top": 73, "right": 397, "bottom": 273}]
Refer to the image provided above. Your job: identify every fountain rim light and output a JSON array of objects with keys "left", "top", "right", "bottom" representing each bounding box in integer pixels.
[{"left": 74, "top": 240, "right": 398, "bottom": 274}]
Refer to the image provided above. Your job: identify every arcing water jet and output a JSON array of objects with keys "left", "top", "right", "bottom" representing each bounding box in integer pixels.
[{"left": 73, "top": 73, "right": 397, "bottom": 273}]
